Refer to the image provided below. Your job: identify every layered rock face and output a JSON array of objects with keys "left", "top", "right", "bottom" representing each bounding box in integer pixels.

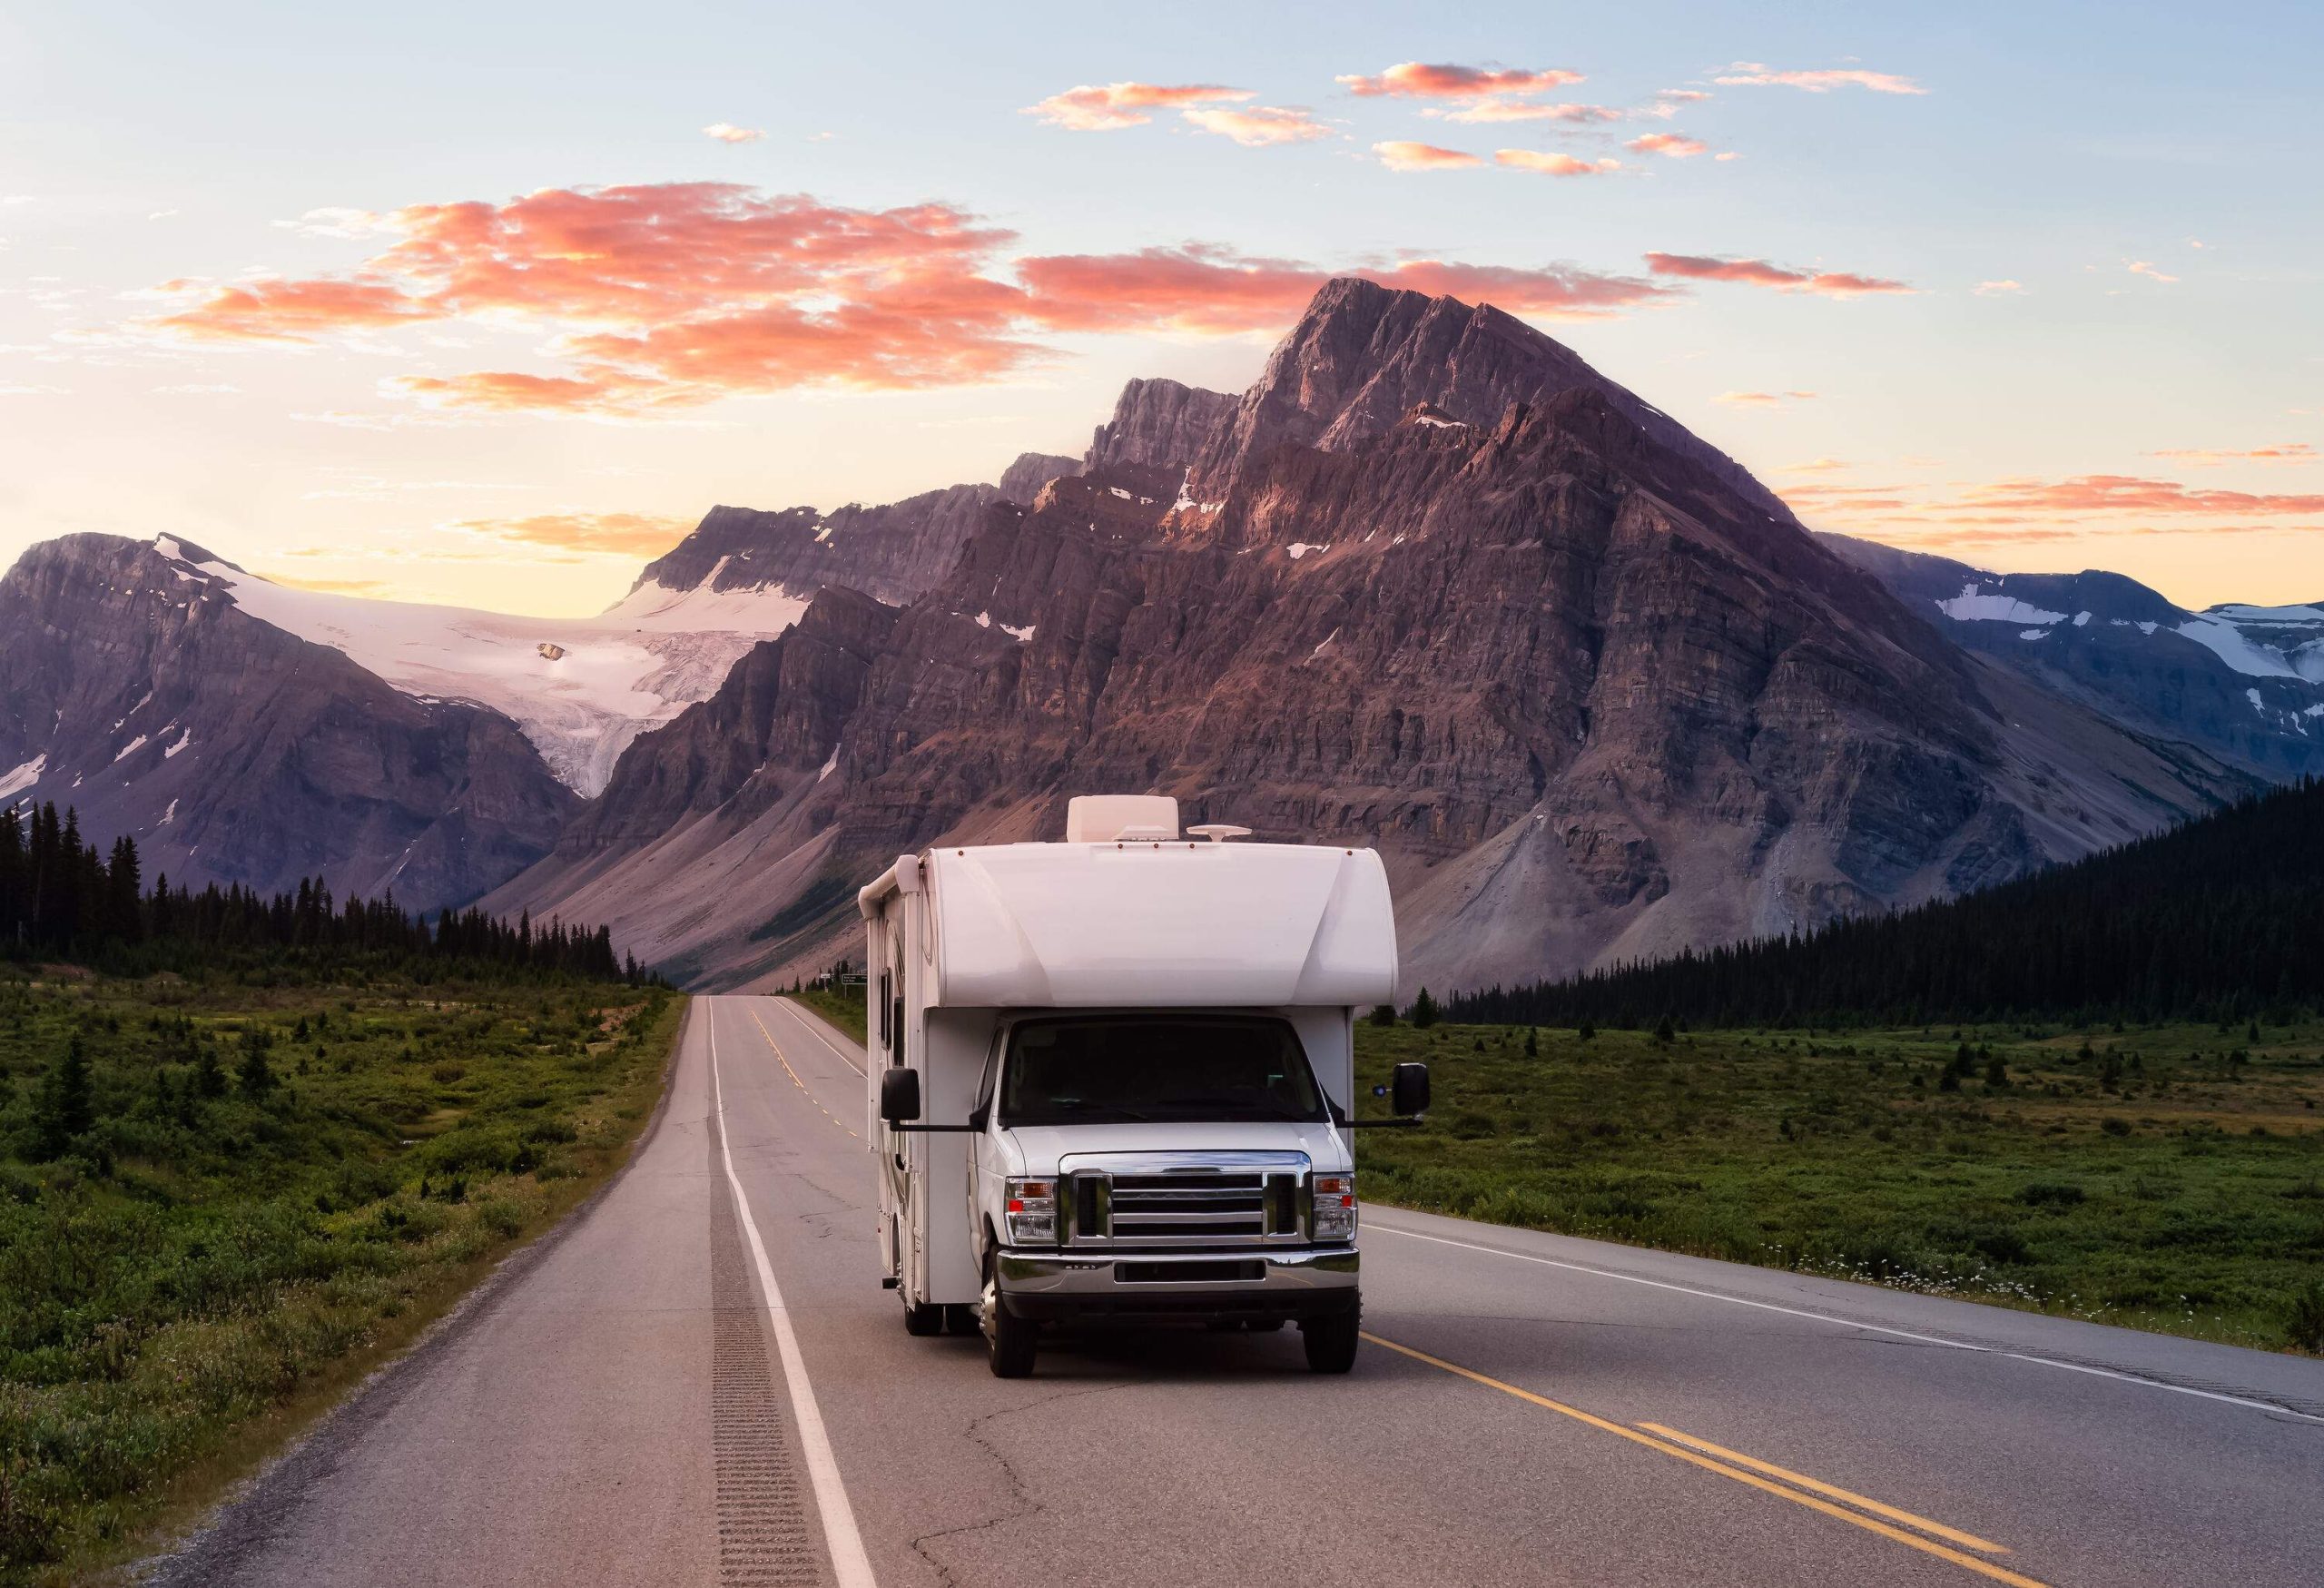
[
  {"left": 998, "top": 451, "right": 1080, "bottom": 506},
  {"left": 497, "top": 281, "right": 2240, "bottom": 991},
  {"left": 1822, "top": 534, "right": 2322, "bottom": 781},
  {"left": 1086, "top": 378, "right": 1239, "bottom": 472},
  {"left": 0, "top": 535, "right": 575, "bottom": 911},
  {"left": 632, "top": 482, "right": 1004, "bottom": 608}
]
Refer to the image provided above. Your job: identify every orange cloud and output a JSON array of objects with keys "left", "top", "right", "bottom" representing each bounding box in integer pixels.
[
  {"left": 1426, "top": 100, "right": 1622, "bottom": 124},
  {"left": 1960, "top": 475, "right": 2324, "bottom": 516},
  {"left": 2147, "top": 444, "right": 2318, "bottom": 467},
  {"left": 702, "top": 123, "right": 764, "bottom": 143},
  {"left": 1181, "top": 105, "right": 1332, "bottom": 146},
  {"left": 1974, "top": 280, "right": 2024, "bottom": 295},
  {"left": 1338, "top": 63, "right": 1584, "bottom": 99},
  {"left": 2126, "top": 260, "right": 2179, "bottom": 283},
  {"left": 139, "top": 182, "right": 1683, "bottom": 412},
  {"left": 454, "top": 510, "right": 694, "bottom": 556},
  {"left": 1716, "top": 390, "right": 1818, "bottom": 407},
  {"left": 152, "top": 277, "right": 431, "bottom": 341},
  {"left": 1780, "top": 457, "right": 1851, "bottom": 473},
  {"left": 1023, "top": 82, "right": 1253, "bottom": 132},
  {"left": 1645, "top": 252, "right": 1915, "bottom": 297},
  {"left": 1713, "top": 63, "right": 1926, "bottom": 95},
  {"left": 1495, "top": 150, "right": 1620, "bottom": 177},
  {"left": 1627, "top": 133, "right": 1710, "bottom": 158},
  {"left": 1016, "top": 247, "right": 1670, "bottom": 334},
  {"left": 1373, "top": 141, "right": 1482, "bottom": 172}
]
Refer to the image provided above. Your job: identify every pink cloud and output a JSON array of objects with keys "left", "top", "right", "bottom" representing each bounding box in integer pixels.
[
  {"left": 1337, "top": 63, "right": 1584, "bottom": 99},
  {"left": 1645, "top": 252, "right": 1915, "bottom": 297},
  {"left": 701, "top": 123, "right": 764, "bottom": 144},
  {"left": 2126, "top": 260, "right": 2180, "bottom": 283},
  {"left": 1962, "top": 475, "right": 2324, "bottom": 515},
  {"left": 1627, "top": 133, "right": 1710, "bottom": 159},
  {"left": 1713, "top": 63, "right": 1927, "bottom": 95},
  {"left": 1426, "top": 100, "right": 1622, "bottom": 124},
  {"left": 1181, "top": 104, "right": 1333, "bottom": 146},
  {"left": 1495, "top": 150, "right": 1620, "bottom": 177},
  {"left": 1716, "top": 390, "right": 1818, "bottom": 407},
  {"left": 1017, "top": 246, "right": 1669, "bottom": 333},
  {"left": 141, "top": 182, "right": 1682, "bottom": 412},
  {"left": 1023, "top": 82, "right": 1253, "bottom": 132},
  {"left": 1974, "top": 280, "right": 2024, "bottom": 296},
  {"left": 1373, "top": 141, "right": 1482, "bottom": 172},
  {"left": 152, "top": 277, "right": 434, "bottom": 341},
  {"left": 2147, "top": 444, "right": 2318, "bottom": 467}
]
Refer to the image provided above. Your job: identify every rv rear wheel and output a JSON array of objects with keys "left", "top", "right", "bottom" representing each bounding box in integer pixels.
[{"left": 980, "top": 1260, "right": 1039, "bottom": 1378}]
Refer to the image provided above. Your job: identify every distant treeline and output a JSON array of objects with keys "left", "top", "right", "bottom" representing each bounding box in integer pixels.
[
  {"left": 1447, "top": 775, "right": 2324, "bottom": 1030},
  {"left": 1, "top": 801, "right": 647, "bottom": 982}
]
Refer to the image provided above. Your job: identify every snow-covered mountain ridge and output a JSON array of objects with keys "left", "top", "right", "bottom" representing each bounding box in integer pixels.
[{"left": 153, "top": 537, "right": 806, "bottom": 795}]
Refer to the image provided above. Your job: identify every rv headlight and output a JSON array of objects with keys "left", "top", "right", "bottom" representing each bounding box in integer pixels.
[
  {"left": 1312, "top": 1171, "right": 1357, "bottom": 1241},
  {"left": 1004, "top": 1177, "right": 1057, "bottom": 1245}
]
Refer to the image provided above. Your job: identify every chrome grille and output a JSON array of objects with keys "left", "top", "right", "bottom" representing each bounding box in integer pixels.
[{"left": 1059, "top": 1151, "right": 1311, "bottom": 1249}]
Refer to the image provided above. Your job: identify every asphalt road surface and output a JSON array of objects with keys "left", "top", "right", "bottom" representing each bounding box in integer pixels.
[{"left": 148, "top": 995, "right": 2324, "bottom": 1588}]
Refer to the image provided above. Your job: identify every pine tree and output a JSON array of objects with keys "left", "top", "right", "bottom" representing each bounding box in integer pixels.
[
  {"left": 237, "top": 1029, "right": 277, "bottom": 1099},
  {"left": 34, "top": 1034, "right": 96, "bottom": 1159},
  {"left": 1367, "top": 1003, "right": 1397, "bottom": 1027},
  {"left": 193, "top": 1041, "right": 227, "bottom": 1099},
  {"left": 1524, "top": 1028, "right": 1539, "bottom": 1058},
  {"left": 1409, "top": 988, "right": 1440, "bottom": 1029}
]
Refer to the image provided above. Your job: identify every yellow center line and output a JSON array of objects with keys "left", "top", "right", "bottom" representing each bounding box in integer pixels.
[
  {"left": 748, "top": 1007, "right": 859, "bottom": 1139},
  {"left": 1362, "top": 1332, "right": 2049, "bottom": 1588},
  {"left": 1637, "top": 1423, "right": 2008, "bottom": 1554}
]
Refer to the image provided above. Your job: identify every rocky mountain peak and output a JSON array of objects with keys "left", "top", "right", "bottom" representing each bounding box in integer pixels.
[{"left": 1189, "top": 277, "right": 1790, "bottom": 521}]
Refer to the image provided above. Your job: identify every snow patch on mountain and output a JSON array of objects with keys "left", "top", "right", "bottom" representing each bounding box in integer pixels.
[
  {"left": 1935, "top": 584, "right": 2068, "bottom": 626},
  {"left": 0, "top": 754, "right": 44, "bottom": 802},
  {"left": 2175, "top": 616, "right": 2301, "bottom": 679},
  {"left": 157, "top": 538, "right": 809, "bottom": 795}
]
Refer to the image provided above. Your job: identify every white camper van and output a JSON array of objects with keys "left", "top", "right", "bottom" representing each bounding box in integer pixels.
[{"left": 857, "top": 795, "right": 1428, "bottom": 1378}]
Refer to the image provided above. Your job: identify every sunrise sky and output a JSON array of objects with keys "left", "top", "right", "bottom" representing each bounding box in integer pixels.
[{"left": 3, "top": 1, "right": 2319, "bottom": 615}]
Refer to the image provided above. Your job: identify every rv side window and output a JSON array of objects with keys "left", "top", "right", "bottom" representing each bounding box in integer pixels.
[{"left": 999, "top": 1015, "right": 1327, "bottom": 1127}]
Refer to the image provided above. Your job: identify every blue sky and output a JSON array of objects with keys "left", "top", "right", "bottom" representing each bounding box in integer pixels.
[{"left": 3, "top": 1, "right": 2318, "bottom": 612}]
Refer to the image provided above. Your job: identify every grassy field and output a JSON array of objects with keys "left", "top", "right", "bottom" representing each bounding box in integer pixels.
[
  {"left": 0, "top": 965, "right": 683, "bottom": 1586},
  {"left": 1353, "top": 1017, "right": 2324, "bottom": 1355},
  {"left": 791, "top": 984, "right": 867, "bottom": 1046}
]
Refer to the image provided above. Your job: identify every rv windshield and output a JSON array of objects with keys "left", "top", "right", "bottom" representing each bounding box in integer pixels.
[{"left": 998, "top": 1015, "right": 1328, "bottom": 1127}]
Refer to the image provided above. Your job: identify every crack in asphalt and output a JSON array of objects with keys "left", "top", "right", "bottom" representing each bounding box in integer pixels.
[{"left": 903, "top": 1383, "right": 1134, "bottom": 1587}]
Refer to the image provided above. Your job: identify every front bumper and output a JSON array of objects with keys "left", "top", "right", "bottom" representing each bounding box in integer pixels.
[{"left": 995, "top": 1246, "right": 1359, "bottom": 1323}]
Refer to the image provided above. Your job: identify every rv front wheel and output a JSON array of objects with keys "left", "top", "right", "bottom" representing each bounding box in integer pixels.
[
  {"left": 980, "top": 1260, "right": 1039, "bottom": 1378},
  {"left": 1301, "top": 1306, "right": 1360, "bottom": 1374}
]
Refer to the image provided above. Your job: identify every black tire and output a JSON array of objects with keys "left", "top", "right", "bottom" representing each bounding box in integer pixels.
[
  {"left": 902, "top": 1298, "right": 944, "bottom": 1336},
  {"left": 1301, "top": 1307, "right": 1360, "bottom": 1373},
  {"left": 981, "top": 1262, "right": 1039, "bottom": 1378},
  {"left": 942, "top": 1303, "right": 979, "bottom": 1336}
]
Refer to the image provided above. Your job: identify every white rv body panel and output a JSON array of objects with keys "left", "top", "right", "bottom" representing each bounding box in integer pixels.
[{"left": 859, "top": 823, "right": 1410, "bottom": 1370}]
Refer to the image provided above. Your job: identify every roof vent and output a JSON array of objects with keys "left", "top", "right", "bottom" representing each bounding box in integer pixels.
[
  {"left": 1065, "top": 794, "right": 1179, "bottom": 843},
  {"left": 1187, "top": 824, "right": 1252, "bottom": 843}
]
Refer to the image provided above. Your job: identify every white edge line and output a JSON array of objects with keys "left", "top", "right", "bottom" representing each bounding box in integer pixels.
[
  {"left": 778, "top": 995, "right": 867, "bottom": 1076},
  {"left": 1368, "top": 1222, "right": 2324, "bottom": 1426},
  {"left": 710, "top": 1004, "right": 880, "bottom": 1587}
]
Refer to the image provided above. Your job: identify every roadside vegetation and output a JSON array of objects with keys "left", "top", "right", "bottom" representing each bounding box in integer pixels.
[
  {"left": 1354, "top": 1015, "right": 2324, "bottom": 1356},
  {"left": 0, "top": 808, "right": 683, "bottom": 1585},
  {"left": 790, "top": 981, "right": 867, "bottom": 1046}
]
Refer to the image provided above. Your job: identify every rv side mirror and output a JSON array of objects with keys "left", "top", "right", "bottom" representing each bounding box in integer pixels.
[
  {"left": 1391, "top": 1062, "right": 1431, "bottom": 1118},
  {"left": 879, "top": 1067, "right": 922, "bottom": 1126}
]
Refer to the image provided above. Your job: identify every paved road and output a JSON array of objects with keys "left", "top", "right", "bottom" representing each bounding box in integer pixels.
[{"left": 150, "top": 995, "right": 2324, "bottom": 1588}]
